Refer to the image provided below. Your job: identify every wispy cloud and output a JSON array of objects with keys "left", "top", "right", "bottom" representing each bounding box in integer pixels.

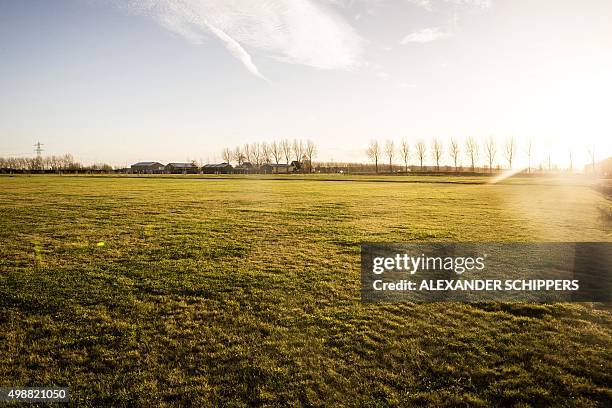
[
  {"left": 400, "top": 27, "right": 449, "bottom": 43},
  {"left": 106, "top": 0, "right": 364, "bottom": 80},
  {"left": 204, "top": 22, "right": 268, "bottom": 81}
]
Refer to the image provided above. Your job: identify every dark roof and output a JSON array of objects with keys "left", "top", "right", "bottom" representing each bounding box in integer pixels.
[
  {"left": 132, "top": 161, "right": 163, "bottom": 167},
  {"left": 167, "top": 162, "right": 197, "bottom": 168},
  {"left": 203, "top": 163, "right": 232, "bottom": 168}
]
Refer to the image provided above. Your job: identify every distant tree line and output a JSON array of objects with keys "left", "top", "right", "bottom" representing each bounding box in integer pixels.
[
  {"left": 0, "top": 154, "right": 112, "bottom": 172},
  {"left": 220, "top": 139, "right": 317, "bottom": 172},
  {"left": 0, "top": 136, "right": 600, "bottom": 175},
  {"left": 364, "top": 136, "right": 595, "bottom": 174}
]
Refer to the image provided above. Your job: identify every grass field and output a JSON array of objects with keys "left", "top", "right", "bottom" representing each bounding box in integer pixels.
[{"left": 0, "top": 175, "right": 611, "bottom": 406}]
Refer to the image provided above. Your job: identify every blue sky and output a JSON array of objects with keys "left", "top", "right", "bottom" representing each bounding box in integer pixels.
[{"left": 1, "top": 0, "right": 611, "bottom": 167}]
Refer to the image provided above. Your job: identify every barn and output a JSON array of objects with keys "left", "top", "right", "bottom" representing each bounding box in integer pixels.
[
  {"left": 202, "top": 163, "right": 233, "bottom": 174},
  {"left": 166, "top": 162, "right": 199, "bottom": 174},
  {"left": 262, "top": 163, "right": 290, "bottom": 174},
  {"left": 131, "top": 162, "right": 165, "bottom": 173}
]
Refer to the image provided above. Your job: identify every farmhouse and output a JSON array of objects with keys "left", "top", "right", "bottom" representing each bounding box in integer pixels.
[
  {"left": 202, "top": 163, "right": 233, "bottom": 174},
  {"left": 166, "top": 162, "right": 198, "bottom": 174},
  {"left": 262, "top": 161, "right": 302, "bottom": 174},
  {"left": 291, "top": 161, "right": 303, "bottom": 172},
  {"left": 263, "top": 163, "right": 291, "bottom": 174},
  {"left": 131, "top": 161, "right": 165, "bottom": 173}
]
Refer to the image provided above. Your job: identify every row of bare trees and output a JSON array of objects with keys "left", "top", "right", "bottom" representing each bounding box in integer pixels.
[
  {"left": 221, "top": 140, "right": 317, "bottom": 171},
  {"left": 0, "top": 154, "right": 112, "bottom": 171},
  {"left": 367, "top": 136, "right": 528, "bottom": 173}
]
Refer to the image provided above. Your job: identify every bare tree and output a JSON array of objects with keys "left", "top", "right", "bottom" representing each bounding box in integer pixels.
[
  {"left": 61, "top": 153, "right": 76, "bottom": 170},
  {"left": 31, "top": 155, "right": 42, "bottom": 170},
  {"left": 281, "top": 139, "right": 292, "bottom": 164},
  {"left": 261, "top": 142, "right": 271, "bottom": 164},
  {"left": 44, "top": 155, "right": 58, "bottom": 171},
  {"left": 243, "top": 144, "right": 252, "bottom": 164},
  {"left": 526, "top": 138, "right": 533, "bottom": 174},
  {"left": 304, "top": 140, "right": 317, "bottom": 172},
  {"left": 484, "top": 136, "right": 496, "bottom": 172},
  {"left": 251, "top": 142, "right": 261, "bottom": 166},
  {"left": 431, "top": 138, "right": 442, "bottom": 171},
  {"left": 504, "top": 137, "right": 516, "bottom": 169},
  {"left": 222, "top": 147, "right": 232, "bottom": 164},
  {"left": 366, "top": 140, "right": 381, "bottom": 173},
  {"left": 271, "top": 141, "right": 281, "bottom": 164},
  {"left": 293, "top": 139, "right": 303, "bottom": 163},
  {"left": 449, "top": 138, "right": 460, "bottom": 171},
  {"left": 233, "top": 146, "right": 244, "bottom": 165},
  {"left": 465, "top": 137, "right": 479, "bottom": 171},
  {"left": 384, "top": 140, "right": 395, "bottom": 172},
  {"left": 400, "top": 139, "right": 410, "bottom": 173},
  {"left": 415, "top": 140, "right": 426, "bottom": 171}
]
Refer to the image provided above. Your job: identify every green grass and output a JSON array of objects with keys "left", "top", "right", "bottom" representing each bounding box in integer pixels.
[{"left": 0, "top": 175, "right": 610, "bottom": 407}]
